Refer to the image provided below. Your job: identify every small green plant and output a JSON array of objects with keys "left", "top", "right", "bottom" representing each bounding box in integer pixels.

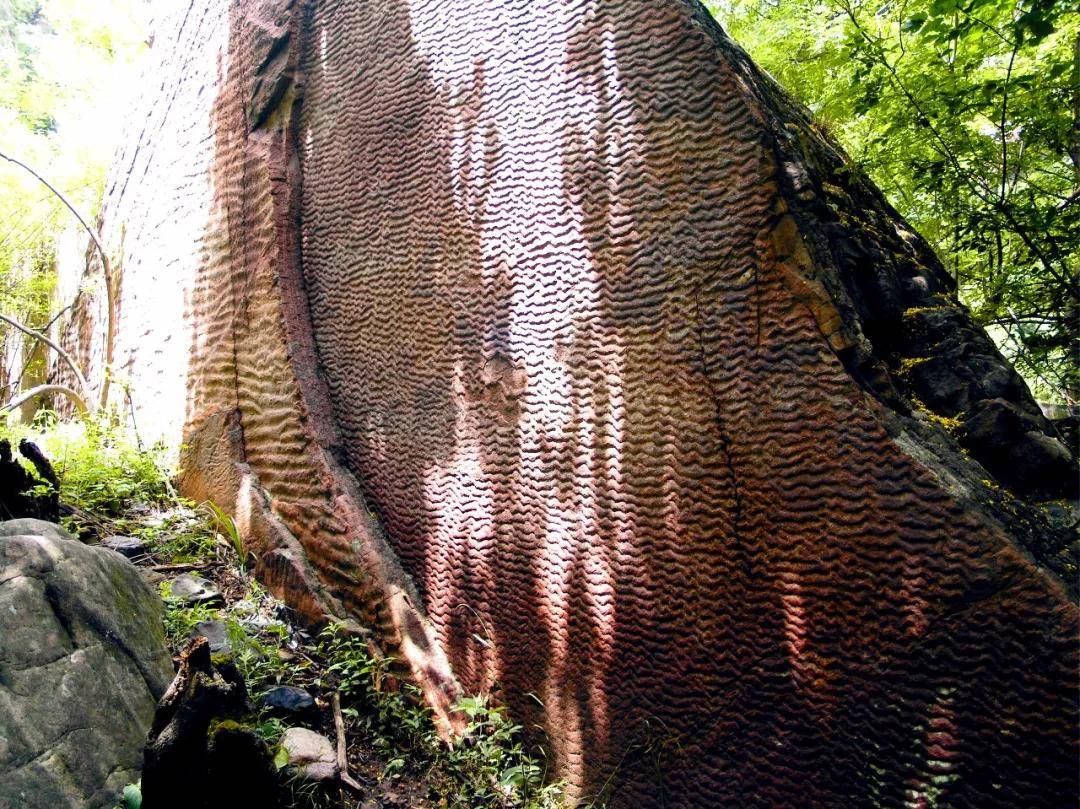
[
  {"left": 224, "top": 616, "right": 290, "bottom": 690},
  {"left": 201, "top": 499, "right": 245, "bottom": 568},
  {"left": 160, "top": 583, "right": 219, "bottom": 648},
  {"left": 256, "top": 715, "right": 288, "bottom": 747},
  {"left": 120, "top": 782, "right": 141, "bottom": 809}
]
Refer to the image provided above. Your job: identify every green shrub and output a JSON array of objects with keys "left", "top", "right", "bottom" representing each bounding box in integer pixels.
[{"left": 1, "top": 409, "right": 173, "bottom": 522}]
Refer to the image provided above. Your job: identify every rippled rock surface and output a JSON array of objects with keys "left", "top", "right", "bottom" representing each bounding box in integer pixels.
[{"left": 57, "top": 1, "right": 1077, "bottom": 805}]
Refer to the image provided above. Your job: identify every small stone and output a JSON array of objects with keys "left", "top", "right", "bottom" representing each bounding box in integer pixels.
[
  {"left": 101, "top": 536, "right": 147, "bottom": 559},
  {"left": 280, "top": 727, "right": 338, "bottom": 782},
  {"left": 168, "top": 573, "right": 223, "bottom": 606},
  {"left": 190, "top": 620, "right": 231, "bottom": 654},
  {"left": 260, "top": 685, "right": 315, "bottom": 717}
]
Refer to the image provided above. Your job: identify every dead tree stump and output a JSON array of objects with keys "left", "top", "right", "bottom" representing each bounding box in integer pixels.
[
  {"left": 141, "top": 637, "right": 281, "bottom": 808},
  {"left": 142, "top": 638, "right": 243, "bottom": 808}
]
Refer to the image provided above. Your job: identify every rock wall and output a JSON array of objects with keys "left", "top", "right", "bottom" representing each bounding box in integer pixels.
[{"left": 61, "top": 0, "right": 1077, "bottom": 805}]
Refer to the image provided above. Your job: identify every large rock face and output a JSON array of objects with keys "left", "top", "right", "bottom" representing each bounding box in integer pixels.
[
  {"left": 59, "top": 0, "right": 1076, "bottom": 805},
  {"left": 0, "top": 522, "right": 174, "bottom": 809}
]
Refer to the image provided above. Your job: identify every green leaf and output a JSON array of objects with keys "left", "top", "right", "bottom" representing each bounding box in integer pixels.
[
  {"left": 928, "top": 0, "right": 961, "bottom": 16},
  {"left": 902, "top": 13, "right": 927, "bottom": 33},
  {"left": 456, "top": 695, "right": 487, "bottom": 719},
  {"left": 121, "top": 783, "right": 142, "bottom": 809},
  {"left": 273, "top": 745, "right": 289, "bottom": 770},
  {"left": 500, "top": 762, "right": 541, "bottom": 791},
  {"left": 1015, "top": 10, "right": 1055, "bottom": 44}
]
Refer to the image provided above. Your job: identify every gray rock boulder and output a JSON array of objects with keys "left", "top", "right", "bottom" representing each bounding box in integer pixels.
[
  {"left": 189, "top": 619, "right": 231, "bottom": 654},
  {"left": 0, "top": 524, "right": 175, "bottom": 809},
  {"left": 101, "top": 536, "right": 148, "bottom": 560},
  {"left": 260, "top": 685, "right": 315, "bottom": 717},
  {"left": 0, "top": 518, "right": 76, "bottom": 544}
]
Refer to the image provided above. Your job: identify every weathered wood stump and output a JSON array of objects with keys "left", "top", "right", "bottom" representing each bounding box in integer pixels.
[{"left": 141, "top": 636, "right": 281, "bottom": 808}]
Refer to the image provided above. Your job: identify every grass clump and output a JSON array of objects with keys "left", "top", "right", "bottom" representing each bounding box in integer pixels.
[
  {"left": 225, "top": 613, "right": 291, "bottom": 690},
  {"left": 159, "top": 587, "right": 218, "bottom": 648},
  {"left": 133, "top": 508, "right": 218, "bottom": 563},
  {"left": 201, "top": 500, "right": 245, "bottom": 566}
]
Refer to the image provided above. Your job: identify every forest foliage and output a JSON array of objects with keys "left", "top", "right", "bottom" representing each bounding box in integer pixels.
[
  {"left": 0, "top": 0, "right": 145, "bottom": 392},
  {"left": 709, "top": 0, "right": 1078, "bottom": 404}
]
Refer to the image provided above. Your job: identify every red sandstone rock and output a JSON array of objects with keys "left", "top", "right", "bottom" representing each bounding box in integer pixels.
[{"left": 58, "top": 1, "right": 1077, "bottom": 806}]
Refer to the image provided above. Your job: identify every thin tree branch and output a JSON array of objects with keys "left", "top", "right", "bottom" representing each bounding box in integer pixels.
[
  {"left": 0, "top": 312, "right": 92, "bottom": 402},
  {"left": 1071, "top": 32, "right": 1080, "bottom": 181},
  {"left": 1000, "top": 306, "right": 1071, "bottom": 404},
  {"left": 332, "top": 693, "right": 365, "bottom": 793},
  {"left": 837, "top": 2, "right": 1075, "bottom": 292},
  {"left": 0, "top": 151, "right": 108, "bottom": 270},
  {"left": 999, "top": 41, "right": 1018, "bottom": 205},
  {"left": 11, "top": 301, "right": 76, "bottom": 394},
  {"left": 2, "top": 384, "right": 88, "bottom": 414}
]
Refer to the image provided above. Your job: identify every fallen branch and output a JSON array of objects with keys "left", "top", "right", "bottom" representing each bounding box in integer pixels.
[
  {"left": 57, "top": 502, "right": 111, "bottom": 537},
  {"left": 150, "top": 562, "right": 216, "bottom": 572},
  {"left": 332, "top": 692, "right": 365, "bottom": 793}
]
